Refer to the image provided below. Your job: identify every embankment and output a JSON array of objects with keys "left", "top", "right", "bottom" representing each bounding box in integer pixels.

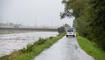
[{"left": 0, "top": 33, "right": 65, "bottom": 60}]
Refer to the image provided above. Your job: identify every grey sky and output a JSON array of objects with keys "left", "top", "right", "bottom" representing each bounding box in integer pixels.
[{"left": 0, "top": 0, "right": 74, "bottom": 27}]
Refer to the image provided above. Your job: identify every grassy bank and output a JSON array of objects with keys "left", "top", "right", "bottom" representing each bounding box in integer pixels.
[
  {"left": 0, "top": 33, "right": 65, "bottom": 60},
  {"left": 77, "top": 35, "right": 105, "bottom": 60}
]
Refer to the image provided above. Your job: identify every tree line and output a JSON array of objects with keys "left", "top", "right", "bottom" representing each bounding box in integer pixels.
[{"left": 61, "top": 0, "right": 105, "bottom": 50}]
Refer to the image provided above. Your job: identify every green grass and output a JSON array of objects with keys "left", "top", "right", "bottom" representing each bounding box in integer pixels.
[
  {"left": 77, "top": 36, "right": 105, "bottom": 60},
  {"left": 0, "top": 33, "right": 65, "bottom": 60}
]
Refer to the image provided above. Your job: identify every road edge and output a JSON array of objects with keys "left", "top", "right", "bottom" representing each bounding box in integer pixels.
[{"left": 76, "top": 35, "right": 105, "bottom": 60}]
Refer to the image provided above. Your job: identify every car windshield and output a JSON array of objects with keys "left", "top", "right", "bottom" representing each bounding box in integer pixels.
[{"left": 67, "top": 29, "right": 73, "bottom": 32}]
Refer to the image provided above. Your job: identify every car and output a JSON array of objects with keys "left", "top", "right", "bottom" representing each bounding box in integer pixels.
[{"left": 65, "top": 27, "right": 76, "bottom": 37}]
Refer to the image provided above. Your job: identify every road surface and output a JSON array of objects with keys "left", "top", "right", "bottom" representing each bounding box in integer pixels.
[
  {"left": 34, "top": 36, "right": 94, "bottom": 60},
  {"left": 0, "top": 32, "right": 58, "bottom": 57}
]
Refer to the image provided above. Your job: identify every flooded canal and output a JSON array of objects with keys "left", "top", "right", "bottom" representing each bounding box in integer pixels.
[
  {"left": 0, "top": 32, "right": 58, "bottom": 57},
  {"left": 34, "top": 36, "right": 94, "bottom": 60}
]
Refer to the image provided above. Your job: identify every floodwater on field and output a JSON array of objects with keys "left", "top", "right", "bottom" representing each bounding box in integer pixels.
[
  {"left": 0, "top": 31, "right": 58, "bottom": 57},
  {"left": 34, "top": 36, "right": 94, "bottom": 60}
]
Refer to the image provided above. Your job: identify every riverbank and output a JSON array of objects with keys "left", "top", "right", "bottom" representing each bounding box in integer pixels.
[
  {"left": 77, "top": 35, "right": 105, "bottom": 60},
  {"left": 0, "top": 33, "right": 65, "bottom": 60}
]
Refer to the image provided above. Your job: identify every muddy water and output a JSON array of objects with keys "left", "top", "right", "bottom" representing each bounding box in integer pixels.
[
  {"left": 34, "top": 36, "right": 94, "bottom": 60},
  {"left": 0, "top": 32, "right": 58, "bottom": 57}
]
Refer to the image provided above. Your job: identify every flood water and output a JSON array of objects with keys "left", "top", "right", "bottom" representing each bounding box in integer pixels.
[
  {"left": 0, "top": 32, "right": 58, "bottom": 57},
  {"left": 34, "top": 36, "right": 94, "bottom": 60}
]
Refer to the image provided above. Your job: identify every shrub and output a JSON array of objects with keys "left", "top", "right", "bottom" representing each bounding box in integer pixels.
[
  {"left": 35, "top": 38, "right": 46, "bottom": 45},
  {"left": 49, "top": 37, "right": 54, "bottom": 39}
]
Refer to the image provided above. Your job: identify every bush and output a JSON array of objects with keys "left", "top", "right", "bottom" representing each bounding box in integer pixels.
[
  {"left": 58, "top": 26, "right": 65, "bottom": 34},
  {"left": 20, "top": 44, "right": 34, "bottom": 53},
  {"left": 35, "top": 38, "right": 46, "bottom": 45},
  {"left": 49, "top": 37, "right": 54, "bottom": 39},
  {"left": 26, "top": 44, "right": 34, "bottom": 52},
  {"left": 20, "top": 48, "right": 26, "bottom": 53}
]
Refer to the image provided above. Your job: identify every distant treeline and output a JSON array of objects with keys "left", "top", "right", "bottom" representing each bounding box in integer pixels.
[
  {"left": 61, "top": 0, "right": 105, "bottom": 50},
  {"left": 57, "top": 24, "right": 70, "bottom": 34},
  {"left": 58, "top": 26, "right": 65, "bottom": 34}
]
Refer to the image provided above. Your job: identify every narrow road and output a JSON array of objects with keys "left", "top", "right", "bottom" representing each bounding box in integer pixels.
[
  {"left": 34, "top": 36, "right": 94, "bottom": 60},
  {"left": 0, "top": 32, "right": 58, "bottom": 57}
]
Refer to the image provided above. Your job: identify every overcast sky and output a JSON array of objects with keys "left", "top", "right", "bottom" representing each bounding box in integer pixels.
[{"left": 0, "top": 0, "right": 74, "bottom": 27}]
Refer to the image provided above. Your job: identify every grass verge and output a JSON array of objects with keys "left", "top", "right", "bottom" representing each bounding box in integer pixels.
[
  {"left": 0, "top": 33, "right": 65, "bottom": 60},
  {"left": 77, "top": 35, "right": 105, "bottom": 60}
]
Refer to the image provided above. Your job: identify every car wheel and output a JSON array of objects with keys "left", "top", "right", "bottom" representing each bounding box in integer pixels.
[
  {"left": 73, "top": 35, "right": 75, "bottom": 37},
  {"left": 66, "top": 35, "right": 68, "bottom": 37}
]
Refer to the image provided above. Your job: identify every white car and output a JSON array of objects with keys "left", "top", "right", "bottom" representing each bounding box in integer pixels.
[{"left": 65, "top": 27, "right": 76, "bottom": 37}]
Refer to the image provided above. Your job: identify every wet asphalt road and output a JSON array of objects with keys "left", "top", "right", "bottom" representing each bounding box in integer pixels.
[
  {"left": 0, "top": 32, "right": 58, "bottom": 57},
  {"left": 34, "top": 36, "right": 94, "bottom": 60}
]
